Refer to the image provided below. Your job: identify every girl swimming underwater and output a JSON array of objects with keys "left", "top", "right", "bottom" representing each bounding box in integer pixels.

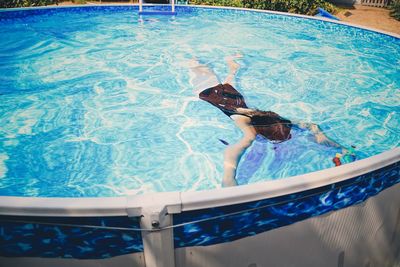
[{"left": 190, "top": 55, "right": 345, "bottom": 187}]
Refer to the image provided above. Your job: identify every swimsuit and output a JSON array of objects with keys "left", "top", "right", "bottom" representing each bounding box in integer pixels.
[
  {"left": 199, "top": 83, "right": 292, "bottom": 142},
  {"left": 199, "top": 83, "right": 249, "bottom": 117}
]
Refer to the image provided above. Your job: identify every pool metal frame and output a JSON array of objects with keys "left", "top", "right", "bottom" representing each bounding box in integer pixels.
[{"left": 0, "top": 4, "right": 399, "bottom": 267}]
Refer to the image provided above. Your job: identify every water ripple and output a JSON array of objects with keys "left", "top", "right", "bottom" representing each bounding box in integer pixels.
[{"left": 0, "top": 7, "right": 399, "bottom": 197}]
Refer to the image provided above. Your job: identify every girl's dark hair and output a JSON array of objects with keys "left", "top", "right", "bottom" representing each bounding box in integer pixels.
[{"left": 249, "top": 110, "right": 292, "bottom": 141}]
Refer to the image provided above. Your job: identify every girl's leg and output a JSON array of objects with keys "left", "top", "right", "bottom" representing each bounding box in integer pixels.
[
  {"left": 224, "top": 53, "right": 243, "bottom": 86},
  {"left": 188, "top": 59, "right": 220, "bottom": 94}
]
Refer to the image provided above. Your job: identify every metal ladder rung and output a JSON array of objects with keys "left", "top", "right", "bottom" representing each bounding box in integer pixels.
[
  {"left": 138, "top": 10, "right": 177, "bottom": 15},
  {"left": 139, "top": 0, "right": 176, "bottom": 15}
]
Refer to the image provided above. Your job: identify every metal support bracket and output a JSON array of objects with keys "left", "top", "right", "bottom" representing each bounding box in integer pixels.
[{"left": 126, "top": 192, "right": 182, "bottom": 267}]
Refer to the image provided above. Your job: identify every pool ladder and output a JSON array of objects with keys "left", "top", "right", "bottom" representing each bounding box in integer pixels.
[{"left": 138, "top": 0, "right": 177, "bottom": 15}]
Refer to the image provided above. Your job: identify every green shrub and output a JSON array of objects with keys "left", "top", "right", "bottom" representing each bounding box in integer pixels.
[
  {"left": 389, "top": 0, "right": 400, "bottom": 20},
  {"left": 189, "top": 0, "right": 337, "bottom": 15},
  {"left": 189, "top": 0, "right": 242, "bottom": 7},
  {"left": 0, "top": 0, "right": 58, "bottom": 8}
]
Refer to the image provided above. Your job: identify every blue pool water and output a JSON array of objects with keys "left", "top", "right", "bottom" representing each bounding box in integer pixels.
[{"left": 0, "top": 6, "right": 399, "bottom": 197}]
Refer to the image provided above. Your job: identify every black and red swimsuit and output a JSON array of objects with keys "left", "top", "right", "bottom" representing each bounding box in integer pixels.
[{"left": 199, "top": 83, "right": 292, "bottom": 143}]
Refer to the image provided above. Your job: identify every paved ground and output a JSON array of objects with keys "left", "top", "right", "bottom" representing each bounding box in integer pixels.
[
  {"left": 336, "top": 4, "right": 400, "bottom": 35},
  {"left": 54, "top": 1, "right": 400, "bottom": 35}
]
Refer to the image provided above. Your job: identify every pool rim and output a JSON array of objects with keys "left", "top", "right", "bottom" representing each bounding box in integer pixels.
[
  {"left": 0, "top": 4, "right": 399, "bottom": 217},
  {"left": 1, "top": 147, "right": 398, "bottom": 217}
]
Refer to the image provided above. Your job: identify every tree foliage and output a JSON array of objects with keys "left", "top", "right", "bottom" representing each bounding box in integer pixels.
[
  {"left": 189, "top": 0, "right": 337, "bottom": 15},
  {"left": 0, "top": 0, "right": 338, "bottom": 16},
  {"left": 0, "top": 0, "right": 58, "bottom": 8},
  {"left": 389, "top": 0, "right": 400, "bottom": 20}
]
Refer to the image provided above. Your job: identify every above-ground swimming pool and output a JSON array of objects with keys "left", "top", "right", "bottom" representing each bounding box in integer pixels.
[
  {"left": 0, "top": 5, "right": 399, "bottom": 198},
  {"left": 0, "top": 5, "right": 399, "bottom": 267}
]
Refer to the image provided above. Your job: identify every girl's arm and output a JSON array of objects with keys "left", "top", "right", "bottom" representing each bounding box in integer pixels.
[
  {"left": 294, "top": 122, "right": 342, "bottom": 148},
  {"left": 222, "top": 115, "right": 256, "bottom": 187}
]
